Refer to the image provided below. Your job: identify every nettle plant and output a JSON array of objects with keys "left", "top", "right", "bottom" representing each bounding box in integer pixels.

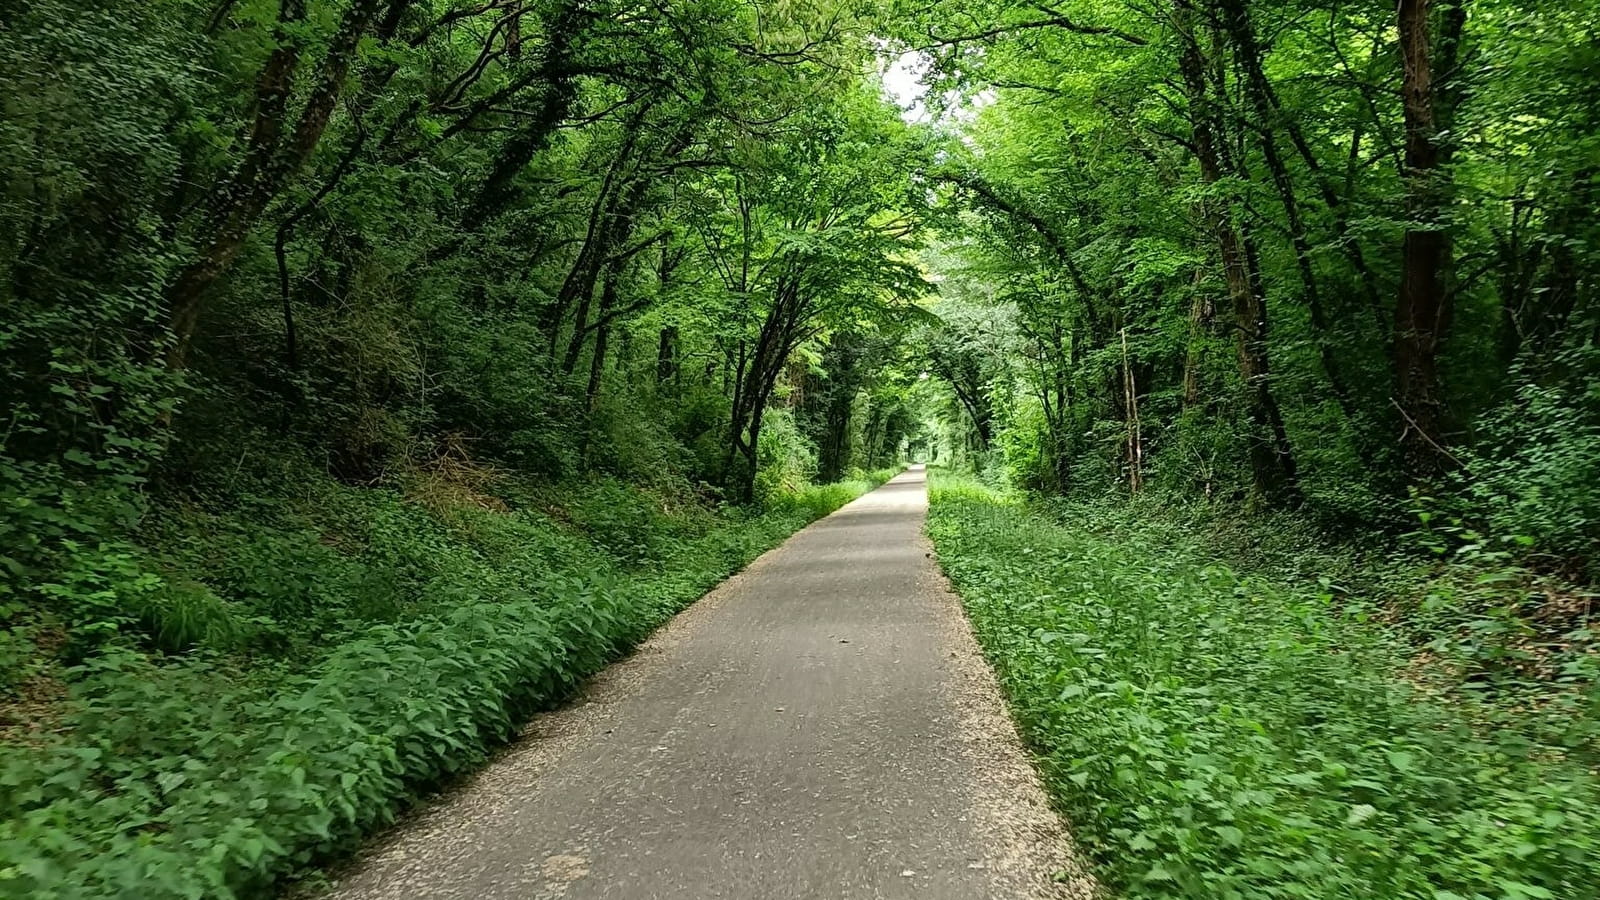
[{"left": 926, "top": 477, "right": 1600, "bottom": 900}]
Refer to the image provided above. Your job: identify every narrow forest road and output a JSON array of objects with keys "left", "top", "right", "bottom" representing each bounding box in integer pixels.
[{"left": 323, "top": 467, "right": 1092, "bottom": 900}]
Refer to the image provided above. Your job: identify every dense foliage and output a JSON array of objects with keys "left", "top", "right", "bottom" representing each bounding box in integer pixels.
[
  {"left": 5, "top": 0, "right": 1599, "bottom": 895},
  {"left": 894, "top": 0, "right": 1600, "bottom": 565},
  {"left": 929, "top": 475, "right": 1599, "bottom": 900},
  {"left": 1, "top": 0, "right": 921, "bottom": 894}
]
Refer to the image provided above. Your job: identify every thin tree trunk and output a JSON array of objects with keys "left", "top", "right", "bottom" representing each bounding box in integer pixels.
[
  {"left": 1216, "top": 0, "right": 1361, "bottom": 426},
  {"left": 579, "top": 256, "right": 621, "bottom": 466},
  {"left": 458, "top": 1, "right": 586, "bottom": 232},
  {"left": 1121, "top": 328, "right": 1143, "bottom": 494},
  {"left": 165, "top": 0, "right": 383, "bottom": 368},
  {"left": 1173, "top": 0, "right": 1298, "bottom": 499},
  {"left": 1181, "top": 267, "right": 1212, "bottom": 408}
]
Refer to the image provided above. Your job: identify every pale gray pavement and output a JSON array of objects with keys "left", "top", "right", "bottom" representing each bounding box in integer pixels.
[{"left": 322, "top": 466, "right": 1093, "bottom": 900}]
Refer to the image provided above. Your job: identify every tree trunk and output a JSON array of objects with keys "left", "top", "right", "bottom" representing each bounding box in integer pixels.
[
  {"left": 1173, "top": 0, "right": 1298, "bottom": 500},
  {"left": 723, "top": 278, "right": 808, "bottom": 502},
  {"left": 1181, "top": 270, "right": 1213, "bottom": 408},
  {"left": 1394, "top": 0, "right": 1467, "bottom": 480},
  {"left": 814, "top": 335, "right": 862, "bottom": 483},
  {"left": 578, "top": 255, "right": 621, "bottom": 466},
  {"left": 551, "top": 117, "right": 647, "bottom": 362},
  {"left": 1523, "top": 168, "right": 1594, "bottom": 359},
  {"left": 164, "top": 0, "right": 383, "bottom": 368},
  {"left": 1215, "top": 0, "right": 1362, "bottom": 427},
  {"left": 656, "top": 326, "right": 679, "bottom": 386},
  {"left": 1121, "top": 328, "right": 1143, "bottom": 494},
  {"left": 458, "top": 1, "right": 586, "bottom": 232}
]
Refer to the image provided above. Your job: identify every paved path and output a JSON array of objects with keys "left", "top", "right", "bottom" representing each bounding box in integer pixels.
[{"left": 324, "top": 467, "right": 1091, "bottom": 900}]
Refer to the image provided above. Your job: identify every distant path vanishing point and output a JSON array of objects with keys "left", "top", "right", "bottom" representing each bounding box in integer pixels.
[{"left": 324, "top": 466, "right": 1093, "bottom": 900}]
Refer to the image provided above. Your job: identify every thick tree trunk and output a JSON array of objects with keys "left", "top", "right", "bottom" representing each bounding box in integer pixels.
[
  {"left": 656, "top": 326, "right": 679, "bottom": 385},
  {"left": 1394, "top": 0, "right": 1467, "bottom": 480},
  {"left": 1241, "top": 228, "right": 1300, "bottom": 498}
]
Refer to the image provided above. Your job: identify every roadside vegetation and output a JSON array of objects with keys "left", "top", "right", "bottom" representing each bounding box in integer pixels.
[
  {"left": 929, "top": 474, "right": 1599, "bottom": 900},
  {"left": 3, "top": 457, "right": 896, "bottom": 898},
  {"left": 906, "top": 0, "right": 1600, "bottom": 895}
]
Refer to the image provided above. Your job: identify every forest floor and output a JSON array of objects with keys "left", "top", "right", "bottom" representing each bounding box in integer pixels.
[{"left": 315, "top": 467, "right": 1092, "bottom": 900}]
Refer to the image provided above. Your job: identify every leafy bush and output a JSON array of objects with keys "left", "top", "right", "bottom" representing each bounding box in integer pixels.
[
  {"left": 927, "top": 476, "right": 1600, "bottom": 900},
  {"left": 753, "top": 408, "right": 819, "bottom": 503},
  {"left": 1462, "top": 349, "right": 1600, "bottom": 577}
]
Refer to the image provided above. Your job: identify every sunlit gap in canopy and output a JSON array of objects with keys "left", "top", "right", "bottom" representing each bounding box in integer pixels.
[{"left": 870, "top": 39, "right": 992, "bottom": 130}]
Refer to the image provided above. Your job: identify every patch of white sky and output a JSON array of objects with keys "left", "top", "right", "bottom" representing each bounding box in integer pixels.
[
  {"left": 879, "top": 48, "right": 935, "bottom": 122},
  {"left": 872, "top": 40, "right": 992, "bottom": 132},
  {"left": 870, "top": 41, "right": 996, "bottom": 291}
]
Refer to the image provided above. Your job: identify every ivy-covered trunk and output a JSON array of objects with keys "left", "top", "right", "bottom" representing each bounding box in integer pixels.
[{"left": 164, "top": 0, "right": 384, "bottom": 368}]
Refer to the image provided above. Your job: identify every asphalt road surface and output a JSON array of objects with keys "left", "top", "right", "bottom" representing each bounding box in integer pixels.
[{"left": 323, "top": 466, "right": 1092, "bottom": 900}]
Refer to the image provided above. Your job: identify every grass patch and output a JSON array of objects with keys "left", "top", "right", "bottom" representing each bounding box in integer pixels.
[{"left": 926, "top": 474, "right": 1599, "bottom": 900}]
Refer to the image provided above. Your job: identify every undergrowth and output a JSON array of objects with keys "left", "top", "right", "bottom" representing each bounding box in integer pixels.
[
  {"left": 927, "top": 474, "right": 1600, "bottom": 900},
  {"left": 0, "top": 461, "right": 896, "bottom": 899}
]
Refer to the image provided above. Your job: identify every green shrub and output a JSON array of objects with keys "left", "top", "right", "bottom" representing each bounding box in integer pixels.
[
  {"left": 0, "top": 627, "right": 38, "bottom": 694},
  {"left": 560, "top": 476, "right": 688, "bottom": 565},
  {"left": 927, "top": 476, "right": 1600, "bottom": 900},
  {"left": 1462, "top": 349, "right": 1600, "bottom": 577},
  {"left": 132, "top": 580, "right": 248, "bottom": 655},
  {"left": 765, "top": 466, "right": 902, "bottom": 519},
  {"left": 754, "top": 408, "right": 819, "bottom": 503}
]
